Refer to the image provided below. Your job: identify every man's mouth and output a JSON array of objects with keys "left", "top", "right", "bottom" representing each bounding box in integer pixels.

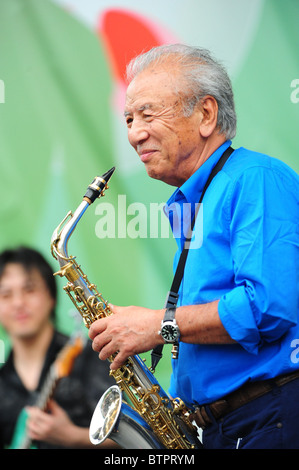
[
  {"left": 15, "top": 312, "right": 31, "bottom": 322},
  {"left": 139, "top": 149, "right": 157, "bottom": 163}
]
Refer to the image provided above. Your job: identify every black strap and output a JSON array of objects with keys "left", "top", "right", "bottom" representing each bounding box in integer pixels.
[{"left": 151, "top": 146, "right": 234, "bottom": 370}]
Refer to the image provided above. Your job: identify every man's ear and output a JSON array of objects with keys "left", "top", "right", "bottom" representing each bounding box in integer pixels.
[{"left": 198, "top": 95, "right": 219, "bottom": 138}]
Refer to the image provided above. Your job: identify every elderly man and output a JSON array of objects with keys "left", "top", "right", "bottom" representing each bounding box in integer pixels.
[{"left": 89, "top": 44, "right": 299, "bottom": 449}]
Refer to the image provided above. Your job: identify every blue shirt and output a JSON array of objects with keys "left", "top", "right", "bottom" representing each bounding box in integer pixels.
[{"left": 166, "top": 141, "right": 299, "bottom": 406}]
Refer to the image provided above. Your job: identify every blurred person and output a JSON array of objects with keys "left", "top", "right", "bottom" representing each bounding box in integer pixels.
[{"left": 0, "top": 246, "right": 116, "bottom": 449}]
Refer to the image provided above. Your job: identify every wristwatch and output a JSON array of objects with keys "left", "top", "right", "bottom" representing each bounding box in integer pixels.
[{"left": 159, "top": 307, "right": 180, "bottom": 344}]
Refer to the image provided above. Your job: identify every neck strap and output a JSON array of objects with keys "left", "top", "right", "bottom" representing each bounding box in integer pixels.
[{"left": 151, "top": 145, "right": 234, "bottom": 370}]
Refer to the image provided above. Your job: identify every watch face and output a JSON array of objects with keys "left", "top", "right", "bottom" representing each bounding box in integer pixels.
[{"left": 161, "top": 323, "right": 179, "bottom": 342}]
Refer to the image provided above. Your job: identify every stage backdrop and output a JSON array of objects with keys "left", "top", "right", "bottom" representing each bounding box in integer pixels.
[{"left": 0, "top": 0, "right": 298, "bottom": 391}]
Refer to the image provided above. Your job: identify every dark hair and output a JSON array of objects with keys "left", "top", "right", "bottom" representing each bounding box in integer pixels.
[{"left": 0, "top": 246, "right": 57, "bottom": 321}]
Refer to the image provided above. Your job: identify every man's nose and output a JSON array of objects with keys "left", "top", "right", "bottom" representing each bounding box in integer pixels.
[
  {"left": 11, "top": 291, "right": 25, "bottom": 308},
  {"left": 128, "top": 119, "right": 149, "bottom": 148}
]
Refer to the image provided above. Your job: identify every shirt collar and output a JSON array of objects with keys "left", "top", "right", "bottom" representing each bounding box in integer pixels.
[{"left": 166, "top": 140, "right": 232, "bottom": 208}]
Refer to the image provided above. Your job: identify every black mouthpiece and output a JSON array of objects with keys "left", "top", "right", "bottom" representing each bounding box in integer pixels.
[
  {"left": 102, "top": 167, "right": 116, "bottom": 183},
  {"left": 84, "top": 167, "right": 116, "bottom": 204}
]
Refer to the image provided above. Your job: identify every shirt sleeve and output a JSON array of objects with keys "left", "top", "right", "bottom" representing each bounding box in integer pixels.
[{"left": 218, "top": 163, "right": 299, "bottom": 354}]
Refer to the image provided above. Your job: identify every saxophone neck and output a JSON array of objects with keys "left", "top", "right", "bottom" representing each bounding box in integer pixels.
[{"left": 51, "top": 167, "right": 116, "bottom": 263}]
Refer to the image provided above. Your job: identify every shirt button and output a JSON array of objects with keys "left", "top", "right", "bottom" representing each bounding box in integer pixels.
[{"left": 277, "top": 422, "right": 283, "bottom": 428}]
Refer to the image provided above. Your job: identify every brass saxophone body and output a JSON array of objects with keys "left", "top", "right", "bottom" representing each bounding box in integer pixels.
[{"left": 50, "top": 168, "right": 200, "bottom": 450}]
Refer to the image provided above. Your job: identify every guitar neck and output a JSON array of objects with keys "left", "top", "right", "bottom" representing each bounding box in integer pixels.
[{"left": 35, "top": 365, "right": 59, "bottom": 411}]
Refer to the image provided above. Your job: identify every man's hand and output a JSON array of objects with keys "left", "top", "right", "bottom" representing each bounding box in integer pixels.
[
  {"left": 89, "top": 301, "right": 233, "bottom": 371},
  {"left": 89, "top": 304, "right": 164, "bottom": 370}
]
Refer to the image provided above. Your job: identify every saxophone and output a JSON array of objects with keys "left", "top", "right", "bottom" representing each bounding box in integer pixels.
[{"left": 50, "top": 168, "right": 201, "bottom": 450}]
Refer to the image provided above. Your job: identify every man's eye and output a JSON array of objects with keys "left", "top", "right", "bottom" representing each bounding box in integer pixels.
[
  {"left": 0, "top": 291, "right": 11, "bottom": 299},
  {"left": 126, "top": 117, "right": 133, "bottom": 127},
  {"left": 24, "top": 286, "right": 36, "bottom": 294}
]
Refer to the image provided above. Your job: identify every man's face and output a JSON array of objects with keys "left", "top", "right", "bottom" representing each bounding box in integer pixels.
[
  {"left": 124, "top": 64, "right": 204, "bottom": 187},
  {"left": 0, "top": 263, "right": 55, "bottom": 340}
]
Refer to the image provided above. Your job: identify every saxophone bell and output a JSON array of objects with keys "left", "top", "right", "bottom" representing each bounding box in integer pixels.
[{"left": 89, "top": 385, "right": 164, "bottom": 449}]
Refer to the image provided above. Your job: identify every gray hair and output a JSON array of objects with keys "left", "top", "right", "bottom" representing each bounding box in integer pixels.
[{"left": 126, "top": 44, "right": 237, "bottom": 140}]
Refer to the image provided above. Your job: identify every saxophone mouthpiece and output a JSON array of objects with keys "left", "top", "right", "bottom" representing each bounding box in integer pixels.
[
  {"left": 102, "top": 166, "right": 116, "bottom": 183},
  {"left": 84, "top": 167, "right": 116, "bottom": 204}
]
